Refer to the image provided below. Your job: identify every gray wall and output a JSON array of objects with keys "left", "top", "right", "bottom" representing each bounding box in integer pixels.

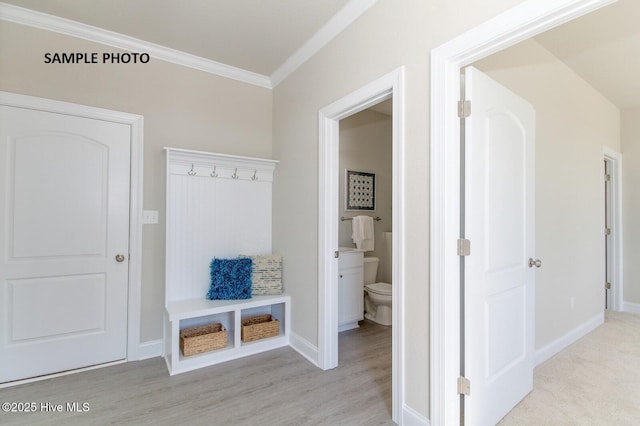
[{"left": 622, "top": 108, "right": 640, "bottom": 306}]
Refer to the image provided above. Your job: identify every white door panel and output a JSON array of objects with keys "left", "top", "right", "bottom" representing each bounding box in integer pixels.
[
  {"left": 486, "top": 116, "right": 526, "bottom": 272},
  {"left": 0, "top": 105, "right": 130, "bottom": 383},
  {"left": 10, "top": 133, "right": 108, "bottom": 258},
  {"left": 464, "top": 67, "right": 535, "bottom": 425},
  {"left": 8, "top": 274, "right": 106, "bottom": 341}
]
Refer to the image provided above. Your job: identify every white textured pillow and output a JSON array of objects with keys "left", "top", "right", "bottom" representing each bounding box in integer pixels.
[{"left": 240, "top": 255, "right": 283, "bottom": 295}]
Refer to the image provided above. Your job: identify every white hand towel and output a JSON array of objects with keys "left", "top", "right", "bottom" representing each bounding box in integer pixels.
[{"left": 352, "top": 215, "right": 374, "bottom": 251}]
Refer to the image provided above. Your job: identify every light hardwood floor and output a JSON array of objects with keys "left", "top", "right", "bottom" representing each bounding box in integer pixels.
[{"left": 0, "top": 320, "right": 393, "bottom": 426}]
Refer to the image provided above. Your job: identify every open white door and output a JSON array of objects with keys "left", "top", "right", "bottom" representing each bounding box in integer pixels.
[{"left": 463, "top": 67, "right": 536, "bottom": 425}]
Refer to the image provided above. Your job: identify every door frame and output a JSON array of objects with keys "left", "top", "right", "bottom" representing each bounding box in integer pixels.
[
  {"left": 429, "top": 0, "right": 617, "bottom": 424},
  {"left": 603, "top": 146, "right": 623, "bottom": 311},
  {"left": 318, "top": 67, "right": 404, "bottom": 423},
  {"left": 0, "top": 91, "right": 144, "bottom": 363}
]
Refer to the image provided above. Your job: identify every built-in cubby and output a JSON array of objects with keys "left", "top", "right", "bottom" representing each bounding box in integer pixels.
[
  {"left": 163, "top": 148, "right": 289, "bottom": 375},
  {"left": 165, "top": 295, "right": 290, "bottom": 375}
]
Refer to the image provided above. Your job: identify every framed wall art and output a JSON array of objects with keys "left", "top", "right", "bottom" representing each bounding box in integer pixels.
[{"left": 345, "top": 169, "right": 376, "bottom": 211}]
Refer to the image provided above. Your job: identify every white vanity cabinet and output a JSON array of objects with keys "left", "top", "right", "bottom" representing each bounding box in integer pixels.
[{"left": 338, "top": 250, "right": 364, "bottom": 332}]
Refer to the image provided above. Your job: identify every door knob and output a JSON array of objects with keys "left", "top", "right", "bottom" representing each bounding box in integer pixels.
[
  {"left": 528, "top": 258, "right": 542, "bottom": 268},
  {"left": 115, "top": 254, "right": 126, "bottom": 263}
]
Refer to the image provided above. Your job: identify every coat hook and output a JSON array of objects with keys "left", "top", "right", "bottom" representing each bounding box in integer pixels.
[
  {"left": 210, "top": 165, "right": 218, "bottom": 177},
  {"left": 232, "top": 168, "right": 239, "bottom": 179},
  {"left": 251, "top": 170, "right": 258, "bottom": 181},
  {"left": 188, "top": 164, "right": 196, "bottom": 176}
]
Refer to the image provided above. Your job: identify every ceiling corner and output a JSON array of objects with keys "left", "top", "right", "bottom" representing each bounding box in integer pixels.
[{"left": 270, "top": 0, "right": 379, "bottom": 88}]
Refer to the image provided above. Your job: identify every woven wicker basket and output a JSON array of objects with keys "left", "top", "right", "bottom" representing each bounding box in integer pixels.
[
  {"left": 241, "top": 314, "right": 280, "bottom": 342},
  {"left": 180, "top": 323, "right": 227, "bottom": 356}
]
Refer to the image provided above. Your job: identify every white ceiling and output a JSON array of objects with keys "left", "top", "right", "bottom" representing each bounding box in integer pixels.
[
  {"left": 0, "top": 0, "right": 637, "bottom": 109},
  {"left": 534, "top": 0, "right": 640, "bottom": 110},
  {"left": 0, "top": 0, "right": 353, "bottom": 77}
]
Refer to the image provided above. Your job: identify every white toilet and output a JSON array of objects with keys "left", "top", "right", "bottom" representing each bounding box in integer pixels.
[{"left": 363, "top": 257, "right": 392, "bottom": 326}]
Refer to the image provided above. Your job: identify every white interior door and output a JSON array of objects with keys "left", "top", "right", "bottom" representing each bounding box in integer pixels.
[
  {"left": 464, "top": 67, "right": 535, "bottom": 425},
  {"left": 604, "top": 159, "right": 612, "bottom": 309},
  {"left": 0, "top": 105, "right": 131, "bottom": 383}
]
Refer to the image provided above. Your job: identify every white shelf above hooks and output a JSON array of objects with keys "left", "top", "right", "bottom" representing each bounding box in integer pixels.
[{"left": 164, "top": 147, "right": 278, "bottom": 182}]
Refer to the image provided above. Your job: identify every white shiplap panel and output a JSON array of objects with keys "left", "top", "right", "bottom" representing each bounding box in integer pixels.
[{"left": 165, "top": 149, "right": 276, "bottom": 303}]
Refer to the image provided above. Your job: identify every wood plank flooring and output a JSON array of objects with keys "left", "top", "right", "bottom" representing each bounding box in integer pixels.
[{"left": 0, "top": 320, "right": 393, "bottom": 425}]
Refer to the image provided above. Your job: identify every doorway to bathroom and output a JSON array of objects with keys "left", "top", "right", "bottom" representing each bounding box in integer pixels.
[
  {"left": 338, "top": 100, "right": 393, "bottom": 331},
  {"left": 317, "top": 67, "right": 405, "bottom": 423}
]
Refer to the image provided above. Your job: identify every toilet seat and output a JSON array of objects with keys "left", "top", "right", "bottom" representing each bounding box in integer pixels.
[{"left": 365, "top": 282, "right": 392, "bottom": 296}]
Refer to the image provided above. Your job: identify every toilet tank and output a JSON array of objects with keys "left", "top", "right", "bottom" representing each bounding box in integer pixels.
[{"left": 363, "top": 257, "right": 379, "bottom": 285}]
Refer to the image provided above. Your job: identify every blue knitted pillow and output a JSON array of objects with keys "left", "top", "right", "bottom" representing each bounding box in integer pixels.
[{"left": 206, "top": 258, "right": 253, "bottom": 300}]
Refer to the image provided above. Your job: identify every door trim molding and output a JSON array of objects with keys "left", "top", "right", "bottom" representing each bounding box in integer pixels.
[
  {"left": 603, "top": 146, "right": 623, "bottom": 312},
  {"left": 0, "top": 90, "right": 144, "bottom": 362},
  {"left": 429, "top": 0, "right": 616, "bottom": 424},
  {"left": 318, "top": 67, "right": 404, "bottom": 423}
]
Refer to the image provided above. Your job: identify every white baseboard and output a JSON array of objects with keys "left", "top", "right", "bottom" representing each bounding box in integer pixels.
[
  {"left": 534, "top": 312, "right": 604, "bottom": 366},
  {"left": 138, "top": 339, "right": 163, "bottom": 360},
  {"left": 289, "top": 332, "right": 319, "bottom": 367},
  {"left": 622, "top": 302, "right": 640, "bottom": 314},
  {"left": 402, "top": 404, "right": 430, "bottom": 426}
]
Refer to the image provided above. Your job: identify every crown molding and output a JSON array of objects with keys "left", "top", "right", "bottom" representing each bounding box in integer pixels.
[
  {"left": 270, "top": 0, "right": 378, "bottom": 88},
  {"left": 0, "top": 2, "right": 272, "bottom": 89},
  {"left": 0, "top": 0, "right": 379, "bottom": 90}
]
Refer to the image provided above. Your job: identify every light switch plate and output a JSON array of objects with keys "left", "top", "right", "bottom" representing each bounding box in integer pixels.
[{"left": 143, "top": 210, "right": 159, "bottom": 224}]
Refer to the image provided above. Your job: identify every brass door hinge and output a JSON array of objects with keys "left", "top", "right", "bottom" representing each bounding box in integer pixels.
[
  {"left": 458, "top": 376, "right": 470, "bottom": 396},
  {"left": 457, "top": 239, "right": 471, "bottom": 256},
  {"left": 458, "top": 100, "right": 471, "bottom": 118}
]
